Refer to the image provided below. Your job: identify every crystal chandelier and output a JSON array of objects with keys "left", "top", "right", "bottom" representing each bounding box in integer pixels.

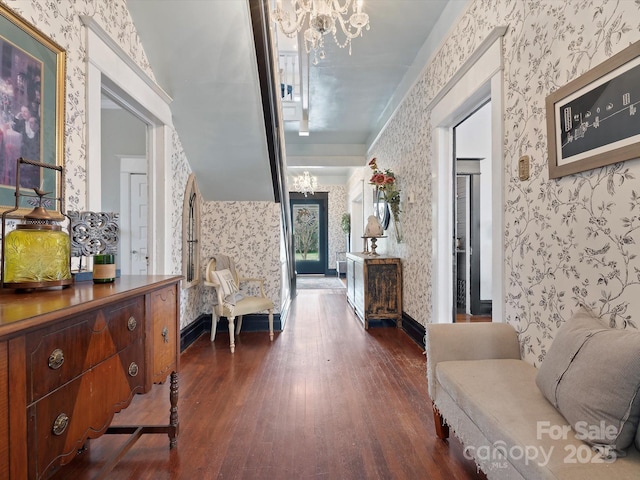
[
  {"left": 273, "top": 0, "right": 370, "bottom": 64},
  {"left": 292, "top": 171, "right": 318, "bottom": 196}
]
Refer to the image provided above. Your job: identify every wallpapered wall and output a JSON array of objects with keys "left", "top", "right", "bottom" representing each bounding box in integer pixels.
[
  {"left": 318, "top": 184, "right": 348, "bottom": 270},
  {"left": 368, "top": 0, "right": 640, "bottom": 365},
  {"left": 169, "top": 132, "right": 201, "bottom": 329},
  {"left": 199, "top": 201, "right": 282, "bottom": 316}
]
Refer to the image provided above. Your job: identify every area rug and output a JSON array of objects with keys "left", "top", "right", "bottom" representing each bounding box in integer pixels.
[{"left": 297, "top": 275, "right": 346, "bottom": 289}]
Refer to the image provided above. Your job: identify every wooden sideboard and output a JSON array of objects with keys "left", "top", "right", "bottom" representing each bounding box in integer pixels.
[
  {"left": 346, "top": 253, "right": 402, "bottom": 329},
  {"left": 0, "top": 275, "right": 181, "bottom": 479}
]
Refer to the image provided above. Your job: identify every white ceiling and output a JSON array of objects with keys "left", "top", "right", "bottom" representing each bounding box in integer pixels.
[{"left": 127, "top": 0, "right": 468, "bottom": 201}]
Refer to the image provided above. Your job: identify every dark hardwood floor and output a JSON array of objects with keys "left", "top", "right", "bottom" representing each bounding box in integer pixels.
[
  {"left": 456, "top": 313, "right": 492, "bottom": 323},
  {"left": 53, "top": 288, "right": 485, "bottom": 479}
]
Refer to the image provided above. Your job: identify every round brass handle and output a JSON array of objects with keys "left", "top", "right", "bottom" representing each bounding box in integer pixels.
[
  {"left": 52, "top": 413, "right": 69, "bottom": 436},
  {"left": 48, "top": 349, "right": 64, "bottom": 370},
  {"left": 128, "top": 362, "right": 139, "bottom": 377},
  {"left": 127, "top": 316, "right": 137, "bottom": 331},
  {"left": 161, "top": 326, "right": 169, "bottom": 343}
]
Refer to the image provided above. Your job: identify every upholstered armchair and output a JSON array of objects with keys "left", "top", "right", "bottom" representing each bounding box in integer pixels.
[{"left": 204, "top": 255, "right": 274, "bottom": 353}]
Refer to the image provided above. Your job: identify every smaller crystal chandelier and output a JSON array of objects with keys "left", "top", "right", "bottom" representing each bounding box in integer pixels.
[
  {"left": 292, "top": 171, "right": 318, "bottom": 197},
  {"left": 273, "top": 0, "right": 370, "bottom": 64}
]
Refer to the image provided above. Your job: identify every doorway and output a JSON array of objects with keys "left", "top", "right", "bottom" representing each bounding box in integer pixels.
[
  {"left": 84, "top": 17, "right": 173, "bottom": 274},
  {"left": 101, "top": 92, "right": 148, "bottom": 275},
  {"left": 453, "top": 102, "right": 493, "bottom": 319},
  {"left": 430, "top": 27, "right": 506, "bottom": 325},
  {"left": 290, "top": 192, "right": 328, "bottom": 275}
]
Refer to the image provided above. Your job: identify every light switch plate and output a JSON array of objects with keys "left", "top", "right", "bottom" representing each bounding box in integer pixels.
[{"left": 518, "top": 155, "right": 530, "bottom": 181}]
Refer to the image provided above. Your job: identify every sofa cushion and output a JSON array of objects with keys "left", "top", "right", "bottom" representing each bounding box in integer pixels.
[
  {"left": 436, "top": 361, "right": 561, "bottom": 461},
  {"left": 437, "top": 359, "right": 582, "bottom": 479},
  {"left": 536, "top": 307, "right": 640, "bottom": 452},
  {"left": 436, "top": 359, "right": 640, "bottom": 479}
]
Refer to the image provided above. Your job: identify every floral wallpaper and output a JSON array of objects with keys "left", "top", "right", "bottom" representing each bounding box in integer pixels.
[
  {"left": 367, "top": 99, "right": 433, "bottom": 328},
  {"left": 368, "top": 0, "right": 640, "bottom": 365},
  {"left": 168, "top": 131, "right": 201, "bottom": 330},
  {"left": 199, "top": 201, "right": 282, "bottom": 316},
  {"left": 317, "top": 184, "right": 348, "bottom": 270}
]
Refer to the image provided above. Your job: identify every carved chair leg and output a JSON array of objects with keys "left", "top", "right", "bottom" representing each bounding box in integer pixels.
[
  {"left": 228, "top": 317, "right": 235, "bottom": 353},
  {"left": 235, "top": 315, "right": 243, "bottom": 335},
  {"left": 433, "top": 403, "right": 449, "bottom": 439},
  {"left": 210, "top": 314, "right": 218, "bottom": 342},
  {"left": 268, "top": 309, "right": 274, "bottom": 341}
]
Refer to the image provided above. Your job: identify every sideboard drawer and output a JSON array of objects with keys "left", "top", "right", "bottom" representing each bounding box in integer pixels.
[
  {"left": 28, "top": 340, "right": 145, "bottom": 479},
  {"left": 150, "top": 285, "right": 178, "bottom": 384},
  {"left": 26, "top": 297, "right": 144, "bottom": 403}
]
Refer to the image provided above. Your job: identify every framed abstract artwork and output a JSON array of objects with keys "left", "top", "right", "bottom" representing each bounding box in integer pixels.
[
  {"left": 0, "top": 5, "right": 65, "bottom": 217},
  {"left": 547, "top": 40, "right": 640, "bottom": 179}
]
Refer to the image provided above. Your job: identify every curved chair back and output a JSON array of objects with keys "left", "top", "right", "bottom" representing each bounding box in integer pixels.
[{"left": 206, "top": 254, "right": 239, "bottom": 287}]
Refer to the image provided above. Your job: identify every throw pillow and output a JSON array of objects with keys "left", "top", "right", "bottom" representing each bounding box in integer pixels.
[
  {"left": 536, "top": 307, "right": 640, "bottom": 453},
  {"left": 210, "top": 269, "right": 238, "bottom": 299}
]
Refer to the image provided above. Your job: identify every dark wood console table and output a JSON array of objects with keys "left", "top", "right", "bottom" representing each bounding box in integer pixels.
[{"left": 0, "top": 275, "right": 182, "bottom": 479}]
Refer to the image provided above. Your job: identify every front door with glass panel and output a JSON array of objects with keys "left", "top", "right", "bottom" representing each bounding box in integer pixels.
[{"left": 290, "top": 193, "right": 328, "bottom": 275}]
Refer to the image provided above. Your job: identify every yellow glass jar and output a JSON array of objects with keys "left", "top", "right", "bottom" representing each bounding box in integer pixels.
[{"left": 3, "top": 224, "right": 72, "bottom": 288}]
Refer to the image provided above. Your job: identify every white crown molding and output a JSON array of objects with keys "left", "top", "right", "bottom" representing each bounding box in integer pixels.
[
  {"left": 427, "top": 25, "right": 508, "bottom": 112},
  {"left": 79, "top": 15, "right": 172, "bottom": 105}
]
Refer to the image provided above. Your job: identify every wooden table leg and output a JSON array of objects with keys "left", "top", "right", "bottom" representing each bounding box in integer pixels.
[
  {"left": 169, "top": 371, "right": 179, "bottom": 448},
  {"left": 433, "top": 403, "right": 449, "bottom": 440}
]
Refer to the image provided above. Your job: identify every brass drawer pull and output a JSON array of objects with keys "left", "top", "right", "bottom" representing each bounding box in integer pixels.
[
  {"left": 52, "top": 413, "right": 69, "bottom": 436},
  {"left": 127, "top": 316, "right": 137, "bottom": 331},
  {"left": 128, "top": 362, "right": 139, "bottom": 377},
  {"left": 48, "top": 349, "right": 64, "bottom": 370},
  {"left": 162, "top": 326, "right": 169, "bottom": 343}
]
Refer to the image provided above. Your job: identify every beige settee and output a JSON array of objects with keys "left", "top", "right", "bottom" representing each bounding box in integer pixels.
[{"left": 425, "top": 320, "right": 640, "bottom": 480}]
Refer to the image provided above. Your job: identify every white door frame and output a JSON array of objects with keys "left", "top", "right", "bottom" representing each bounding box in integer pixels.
[
  {"left": 431, "top": 27, "right": 507, "bottom": 324},
  {"left": 82, "top": 16, "right": 173, "bottom": 275}
]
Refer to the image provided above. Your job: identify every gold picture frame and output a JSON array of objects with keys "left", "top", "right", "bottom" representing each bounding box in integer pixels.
[
  {"left": 547, "top": 40, "right": 640, "bottom": 179},
  {"left": 0, "top": 5, "right": 66, "bottom": 218}
]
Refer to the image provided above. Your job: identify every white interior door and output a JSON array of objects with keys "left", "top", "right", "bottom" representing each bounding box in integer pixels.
[
  {"left": 130, "top": 173, "right": 148, "bottom": 274},
  {"left": 120, "top": 156, "right": 148, "bottom": 275}
]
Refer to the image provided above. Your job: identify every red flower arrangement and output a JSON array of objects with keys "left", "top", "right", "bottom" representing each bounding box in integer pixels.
[
  {"left": 368, "top": 158, "right": 395, "bottom": 187},
  {"left": 368, "top": 157, "right": 401, "bottom": 221}
]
